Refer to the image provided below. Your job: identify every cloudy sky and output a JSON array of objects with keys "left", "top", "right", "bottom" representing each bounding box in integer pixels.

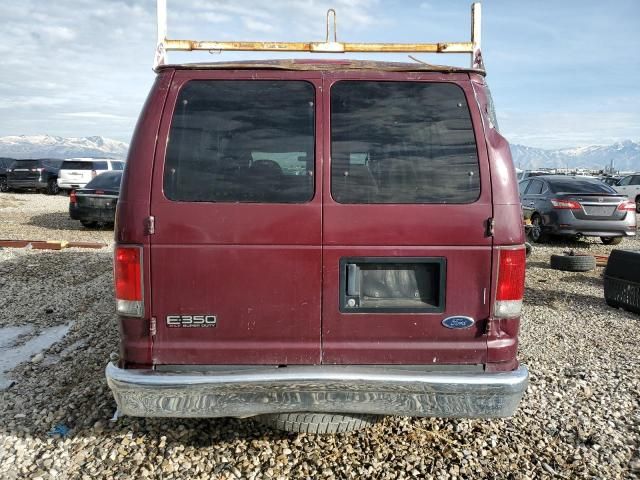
[{"left": 0, "top": 0, "right": 638, "bottom": 149}]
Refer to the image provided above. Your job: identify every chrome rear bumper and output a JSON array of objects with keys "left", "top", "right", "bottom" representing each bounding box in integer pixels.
[{"left": 106, "top": 363, "right": 528, "bottom": 419}]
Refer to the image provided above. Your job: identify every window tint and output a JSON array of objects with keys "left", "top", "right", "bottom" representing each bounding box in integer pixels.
[
  {"left": 518, "top": 180, "right": 530, "bottom": 195},
  {"left": 93, "top": 161, "right": 108, "bottom": 170},
  {"left": 618, "top": 175, "right": 632, "bottom": 186},
  {"left": 547, "top": 178, "right": 616, "bottom": 194},
  {"left": 164, "top": 80, "right": 315, "bottom": 203},
  {"left": 85, "top": 171, "right": 122, "bottom": 190},
  {"left": 12, "top": 160, "right": 40, "bottom": 169},
  {"left": 330, "top": 81, "right": 480, "bottom": 204},
  {"left": 111, "top": 162, "right": 124, "bottom": 171},
  {"left": 61, "top": 161, "right": 93, "bottom": 170},
  {"left": 525, "top": 180, "right": 544, "bottom": 195}
]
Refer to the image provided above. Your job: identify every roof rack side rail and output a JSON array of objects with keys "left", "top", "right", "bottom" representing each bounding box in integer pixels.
[{"left": 154, "top": 0, "right": 483, "bottom": 71}]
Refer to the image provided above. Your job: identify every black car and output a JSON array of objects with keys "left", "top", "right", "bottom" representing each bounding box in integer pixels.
[
  {"left": 6, "top": 158, "right": 64, "bottom": 194},
  {"left": 519, "top": 175, "right": 636, "bottom": 245},
  {"left": 0, "top": 157, "right": 14, "bottom": 192},
  {"left": 69, "top": 171, "right": 122, "bottom": 228}
]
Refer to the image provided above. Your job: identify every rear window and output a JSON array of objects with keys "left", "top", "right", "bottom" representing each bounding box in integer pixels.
[
  {"left": 547, "top": 178, "right": 617, "bottom": 194},
  {"left": 12, "top": 160, "right": 40, "bottom": 169},
  {"left": 164, "top": 80, "right": 315, "bottom": 203},
  {"left": 61, "top": 161, "right": 93, "bottom": 170},
  {"left": 85, "top": 171, "right": 122, "bottom": 190},
  {"left": 94, "top": 161, "right": 108, "bottom": 170},
  {"left": 330, "top": 81, "right": 480, "bottom": 204}
]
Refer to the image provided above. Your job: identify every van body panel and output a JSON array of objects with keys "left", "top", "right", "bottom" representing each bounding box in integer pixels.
[{"left": 116, "top": 71, "right": 174, "bottom": 367}]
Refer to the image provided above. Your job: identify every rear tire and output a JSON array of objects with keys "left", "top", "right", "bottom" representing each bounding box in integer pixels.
[
  {"left": 550, "top": 253, "right": 596, "bottom": 272},
  {"left": 601, "top": 237, "right": 623, "bottom": 245},
  {"left": 80, "top": 220, "right": 98, "bottom": 228},
  {"left": 529, "top": 214, "right": 547, "bottom": 243},
  {"left": 0, "top": 176, "right": 7, "bottom": 192},
  {"left": 46, "top": 178, "right": 60, "bottom": 195},
  {"left": 256, "top": 412, "right": 382, "bottom": 434},
  {"left": 635, "top": 196, "right": 640, "bottom": 213}
]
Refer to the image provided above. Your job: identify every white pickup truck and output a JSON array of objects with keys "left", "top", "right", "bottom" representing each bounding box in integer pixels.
[{"left": 614, "top": 174, "right": 640, "bottom": 213}]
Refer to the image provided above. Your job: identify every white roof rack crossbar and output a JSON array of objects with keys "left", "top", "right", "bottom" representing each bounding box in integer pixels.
[{"left": 154, "top": 1, "right": 483, "bottom": 71}]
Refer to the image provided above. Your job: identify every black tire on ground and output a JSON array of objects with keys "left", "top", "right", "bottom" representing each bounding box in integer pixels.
[
  {"left": 528, "top": 214, "right": 547, "bottom": 243},
  {"left": 525, "top": 242, "right": 533, "bottom": 257},
  {"left": 256, "top": 413, "right": 382, "bottom": 434},
  {"left": 46, "top": 178, "right": 60, "bottom": 195},
  {"left": 80, "top": 220, "right": 98, "bottom": 228},
  {"left": 601, "top": 237, "right": 623, "bottom": 245},
  {"left": 550, "top": 253, "right": 596, "bottom": 272},
  {"left": 635, "top": 196, "right": 640, "bottom": 213},
  {"left": 0, "top": 176, "right": 7, "bottom": 192}
]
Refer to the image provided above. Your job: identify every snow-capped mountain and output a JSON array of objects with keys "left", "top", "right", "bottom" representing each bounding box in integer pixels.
[
  {"left": 0, "top": 135, "right": 128, "bottom": 159},
  {"left": 510, "top": 140, "right": 640, "bottom": 172}
]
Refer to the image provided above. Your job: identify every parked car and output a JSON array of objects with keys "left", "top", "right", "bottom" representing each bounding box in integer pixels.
[
  {"left": 613, "top": 173, "right": 640, "bottom": 212},
  {"left": 0, "top": 157, "right": 14, "bottom": 192},
  {"left": 57, "top": 158, "right": 124, "bottom": 191},
  {"left": 6, "top": 158, "right": 63, "bottom": 194},
  {"left": 601, "top": 175, "right": 623, "bottom": 187},
  {"left": 519, "top": 175, "right": 636, "bottom": 245},
  {"left": 106, "top": 4, "right": 529, "bottom": 434},
  {"left": 69, "top": 171, "right": 122, "bottom": 228}
]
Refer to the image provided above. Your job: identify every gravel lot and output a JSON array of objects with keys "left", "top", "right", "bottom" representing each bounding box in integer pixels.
[{"left": 0, "top": 191, "right": 639, "bottom": 479}]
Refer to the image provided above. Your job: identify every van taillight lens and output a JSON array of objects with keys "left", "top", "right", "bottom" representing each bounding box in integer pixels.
[
  {"left": 114, "top": 246, "right": 143, "bottom": 317},
  {"left": 550, "top": 199, "right": 581, "bottom": 210},
  {"left": 495, "top": 247, "right": 526, "bottom": 318}
]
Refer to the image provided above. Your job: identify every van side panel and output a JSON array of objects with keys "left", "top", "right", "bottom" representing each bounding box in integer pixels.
[
  {"left": 116, "top": 70, "right": 174, "bottom": 368},
  {"left": 472, "top": 77, "right": 524, "bottom": 372}
]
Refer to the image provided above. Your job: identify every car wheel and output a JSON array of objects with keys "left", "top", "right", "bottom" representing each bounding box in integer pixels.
[
  {"left": 256, "top": 412, "right": 381, "bottom": 434},
  {"left": 550, "top": 253, "right": 596, "bottom": 272},
  {"left": 46, "top": 179, "right": 60, "bottom": 195},
  {"left": 80, "top": 220, "right": 98, "bottom": 228},
  {"left": 525, "top": 242, "right": 533, "bottom": 257},
  {"left": 601, "top": 237, "right": 623, "bottom": 246},
  {"left": 0, "top": 177, "right": 7, "bottom": 192},
  {"left": 529, "top": 214, "right": 547, "bottom": 243},
  {"left": 635, "top": 196, "right": 640, "bottom": 214}
]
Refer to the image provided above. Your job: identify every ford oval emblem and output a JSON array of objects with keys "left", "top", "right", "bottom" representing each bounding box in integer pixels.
[{"left": 442, "top": 316, "right": 475, "bottom": 329}]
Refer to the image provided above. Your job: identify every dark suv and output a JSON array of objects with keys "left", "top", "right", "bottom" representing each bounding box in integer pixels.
[
  {"left": 6, "top": 159, "right": 63, "bottom": 194},
  {"left": 106, "top": 3, "right": 528, "bottom": 434},
  {"left": 0, "top": 158, "right": 13, "bottom": 192}
]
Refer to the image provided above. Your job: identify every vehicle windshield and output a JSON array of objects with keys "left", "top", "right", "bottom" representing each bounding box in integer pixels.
[
  {"left": 547, "top": 178, "right": 617, "bottom": 194},
  {"left": 84, "top": 171, "right": 122, "bottom": 190},
  {"left": 61, "top": 160, "right": 94, "bottom": 170}
]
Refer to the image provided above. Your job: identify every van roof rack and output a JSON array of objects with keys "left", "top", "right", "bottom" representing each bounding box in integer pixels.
[{"left": 154, "top": 1, "right": 483, "bottom": 72}]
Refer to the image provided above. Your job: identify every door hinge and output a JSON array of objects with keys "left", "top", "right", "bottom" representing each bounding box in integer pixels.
[
  {"left": 144, "top": 215, "right": 155, "bottom": 235},
  {"left": 486, "top": 217, "right": 495, "bottom": 237},
  {"left": 150, "top": 317, "right": 157, "bottom": 337}
]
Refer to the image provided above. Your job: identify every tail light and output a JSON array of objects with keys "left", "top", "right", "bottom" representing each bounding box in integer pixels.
[
  {"left": 495, "top": 247, "right": 526, "bottom": 318},
  {"left": 91, "top": 170, "right": 97, "bottom": 178},
  {"left": 617, "top": 201, "right": 636, "bottom": 211},
  {"left": 114, "top": 245, "right": 144, "bottom": 317},
  {"left": 550, "top": 199, "right": 581, "bottom": 210},
  {"left": 69, "top": 190, "right": 77, "bottom": 205}
]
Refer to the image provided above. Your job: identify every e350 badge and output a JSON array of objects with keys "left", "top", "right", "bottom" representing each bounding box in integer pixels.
[{"left": 166, "top": 315, "right": 217, "bottom": 328}]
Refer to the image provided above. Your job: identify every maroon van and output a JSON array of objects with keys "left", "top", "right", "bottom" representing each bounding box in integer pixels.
[{"left": 106, "top": 4, "right": 527, "bottom": 434}]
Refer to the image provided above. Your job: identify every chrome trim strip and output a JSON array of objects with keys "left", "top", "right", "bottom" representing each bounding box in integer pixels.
[{"left": 106, "top": 363, "right": 528, "bottom": 419}]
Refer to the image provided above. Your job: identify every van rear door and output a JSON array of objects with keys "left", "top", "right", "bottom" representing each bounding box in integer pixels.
[
  {"left": 321, "top": 74, "right": 493, "bottom": 365},
  {"left": 149, "top": 71, "right": 323, "bottom": 365}
]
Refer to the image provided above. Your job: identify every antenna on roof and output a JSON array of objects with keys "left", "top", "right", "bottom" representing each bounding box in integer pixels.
[{"left": 154, "top": 0, "right": 483, "bottom": 71}]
